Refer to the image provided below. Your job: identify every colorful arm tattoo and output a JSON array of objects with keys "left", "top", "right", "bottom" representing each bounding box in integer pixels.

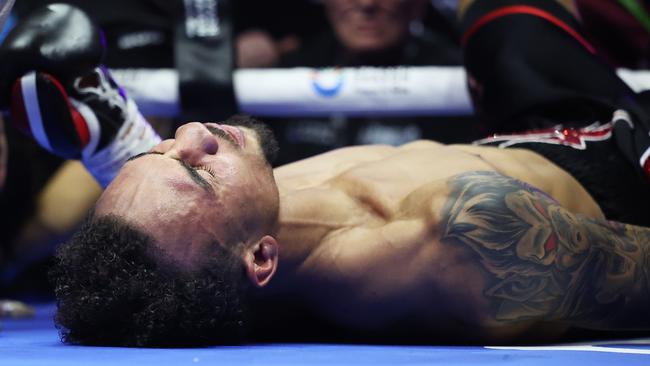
[{"left": 441, "top": 171, "right": 649, "bottom": 329}]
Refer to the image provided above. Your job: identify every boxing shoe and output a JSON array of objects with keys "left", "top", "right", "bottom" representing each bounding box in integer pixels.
[
  {"left": 10, "top": 68, "right": 161, "bottom": 188},
  {"left": 1, "top": 3, "right": 160, "bottom": 188}
]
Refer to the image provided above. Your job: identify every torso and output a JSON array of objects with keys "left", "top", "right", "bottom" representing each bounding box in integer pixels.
[{"left": 265, "top": 141, "right": 603, "bottom": 340}]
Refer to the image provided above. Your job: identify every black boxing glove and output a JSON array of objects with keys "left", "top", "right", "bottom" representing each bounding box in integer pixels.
[
  {"left": 1, "top": 4, "right": 160, "bottom": 188},
  {"left": 0, "top": 3, "right": 103, "bottom": 108}
]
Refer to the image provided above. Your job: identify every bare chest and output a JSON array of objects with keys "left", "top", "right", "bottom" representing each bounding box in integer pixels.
[{"left": 291, "top": 224, "right": 485, "bottom": 335}]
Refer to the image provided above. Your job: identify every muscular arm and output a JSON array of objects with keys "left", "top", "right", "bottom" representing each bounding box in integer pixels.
[{"left": 441, "top": 171, "right": 649, "bottom": 332}]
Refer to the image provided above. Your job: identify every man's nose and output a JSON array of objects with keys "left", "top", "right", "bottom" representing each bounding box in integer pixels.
[{"left": 166, "top": 122, "right": 218, "bottom": 165}]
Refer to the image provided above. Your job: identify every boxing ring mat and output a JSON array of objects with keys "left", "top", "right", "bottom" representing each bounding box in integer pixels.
[{"left": 1, "top": 303, "right": 649, "bottom": 365}]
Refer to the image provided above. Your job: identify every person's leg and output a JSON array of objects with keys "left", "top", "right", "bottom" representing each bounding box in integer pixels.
[
  {"left": 463, "top": 0, "right": 650, "bottom": 223},
  {"left": 474, "top": 120, "right": 650, "bottom": 226},
  {"left": 460, "top": 0, "right": 637, "bottom": 133}
]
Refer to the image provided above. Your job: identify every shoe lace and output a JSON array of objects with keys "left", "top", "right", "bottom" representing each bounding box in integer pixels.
[{"left": 72, "top": 68, "right": 128, "bottom": 115}]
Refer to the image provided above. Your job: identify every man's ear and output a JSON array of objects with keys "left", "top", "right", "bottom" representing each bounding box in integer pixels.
[{"left": 243, "top": 235, "right": 278, "bottom": 287}]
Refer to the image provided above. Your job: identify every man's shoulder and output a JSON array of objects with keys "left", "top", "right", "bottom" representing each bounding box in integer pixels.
[{"left": 275, "top": 144, "right": 399, "bottom": 189}]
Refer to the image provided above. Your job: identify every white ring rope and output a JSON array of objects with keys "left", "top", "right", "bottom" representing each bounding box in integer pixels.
[{"left": 110, "top": 66, "right": 650, "bottom": 118}]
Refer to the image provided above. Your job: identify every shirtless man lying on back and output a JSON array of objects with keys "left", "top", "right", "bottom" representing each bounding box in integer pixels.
[{"left": 1, "top": 0, "right": 648, "bottom": 346}]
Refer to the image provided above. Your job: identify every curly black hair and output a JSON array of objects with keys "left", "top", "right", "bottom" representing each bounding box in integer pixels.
[{"left": 49, "top": 214, "right": 251, "bottom": 347}]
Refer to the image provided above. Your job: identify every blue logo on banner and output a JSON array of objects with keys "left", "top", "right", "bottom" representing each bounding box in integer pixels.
[{"left": 311, "top": 68, "right": 344, "bottom": 98}]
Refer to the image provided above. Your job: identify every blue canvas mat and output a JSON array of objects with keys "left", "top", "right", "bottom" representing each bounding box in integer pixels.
[{"left": 1, "top": 303, "right": 649, "bottom": 366}]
